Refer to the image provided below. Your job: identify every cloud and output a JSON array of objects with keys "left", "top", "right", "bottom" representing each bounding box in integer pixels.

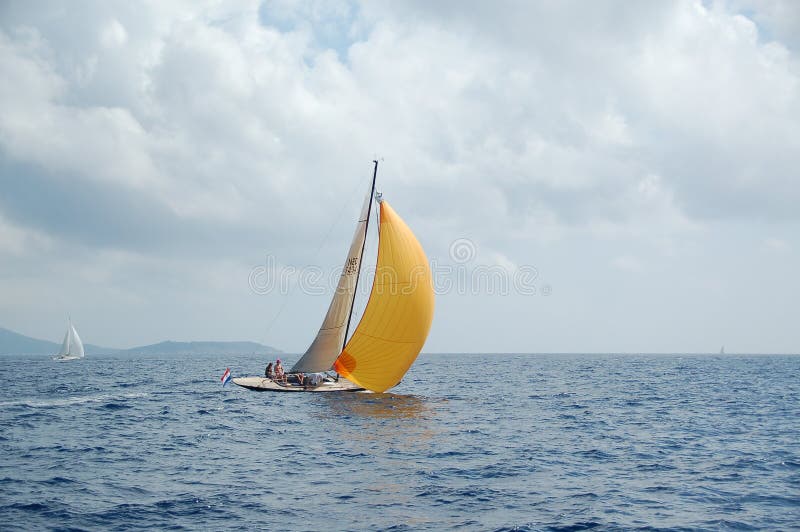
[
  {"left": 733, "top": 0, "right": 800, "bottom": 50},
  {"left": 3, "top": 1, "right": 798, "bottom": 245},
  {"left": 0, "top": 212, "right": 52, "bottom": 256},
  {"left": 0, "top": 0, "right": 798, "bottom": 352},
  {"left": 100, "top": 19, "right": 128, "bottom": 49}
]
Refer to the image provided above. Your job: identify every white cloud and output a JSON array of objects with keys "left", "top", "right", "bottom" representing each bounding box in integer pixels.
[
  {"left": 0, "top": 213, "right": 52, "bottom": 256},
  {"left": 100, "top": 19, "right": 128, "bottom": 48}
]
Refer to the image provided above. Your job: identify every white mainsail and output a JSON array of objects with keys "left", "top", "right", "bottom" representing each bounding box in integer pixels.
[
  {"left": 290, "top": 183, "right": 373, "bottom": 373},
  {"left": 57, "top": 321, "right": 85, "bottom": 359}
]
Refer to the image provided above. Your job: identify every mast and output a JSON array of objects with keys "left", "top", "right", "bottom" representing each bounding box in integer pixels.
[{"left": 342, "top": 160, "right": 378, "bottom": 352}]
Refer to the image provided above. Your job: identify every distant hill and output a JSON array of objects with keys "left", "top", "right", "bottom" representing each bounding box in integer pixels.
[
  {"left": 0, "top": 327, "right": 118, "bottom": 355},
  {"left": 0, "top": 327, "right": 281, "bottom": 356},
  {"left": 0, "top": 327, "right": 60, "bottom": 354},
  {"left": 122, "top": 340, "right": 281, "bottom": 356}
]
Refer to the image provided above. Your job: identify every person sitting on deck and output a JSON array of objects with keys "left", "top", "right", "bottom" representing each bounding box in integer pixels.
[
  {"left": 265, "top": 362, "right": 274, "bottom": 379},
  {"left": 274, "top": 359, "right": 286, "bottom": 383},
  {"left": 295, "top": 373, "right": 305, "bottom": 386}
]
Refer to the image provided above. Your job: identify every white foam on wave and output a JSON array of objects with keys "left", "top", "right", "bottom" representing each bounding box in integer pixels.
[{"left": 0, "top": 392, "right": 150, "bottom": 409}]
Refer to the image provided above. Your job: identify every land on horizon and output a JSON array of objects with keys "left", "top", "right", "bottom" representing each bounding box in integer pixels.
[{"left": 0, "top": 327, "right": 282, "bottom": 356}]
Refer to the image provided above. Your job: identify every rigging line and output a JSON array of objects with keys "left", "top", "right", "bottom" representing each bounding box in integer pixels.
[{"left": 260, "top": 167, "right": 376, "bottom": 342}]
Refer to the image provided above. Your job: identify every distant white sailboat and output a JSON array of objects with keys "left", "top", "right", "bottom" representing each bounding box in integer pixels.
[
  {"left": 720, "top": 345, "right": 725, "bottom": 355},
  {"left": 53, "top": 319, "right": 85, "bottom": 361}
]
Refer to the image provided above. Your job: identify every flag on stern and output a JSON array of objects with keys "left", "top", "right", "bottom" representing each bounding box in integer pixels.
[{"left": 220, "top": 368, "right": 232, "bottom": 387}]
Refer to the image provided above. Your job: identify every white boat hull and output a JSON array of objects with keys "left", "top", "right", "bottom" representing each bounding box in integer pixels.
[
  {"left": 232, "top": 376, "right": 363, "bottom": 393},
  {"left": 52, "top": 355, "right": 82, "bottom": 362}
]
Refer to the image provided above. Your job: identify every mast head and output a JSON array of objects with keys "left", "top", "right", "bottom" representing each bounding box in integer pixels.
[{"left": 375, "top": 190, "right": 383, "bottom": 203}]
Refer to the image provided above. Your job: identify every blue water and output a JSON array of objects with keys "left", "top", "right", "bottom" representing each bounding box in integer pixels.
[{"left": 1, "top": 354, "right": 799, "bottom": 530}]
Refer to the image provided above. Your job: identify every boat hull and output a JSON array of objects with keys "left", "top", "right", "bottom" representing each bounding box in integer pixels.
[
  {"left": 232, "top": 376, "right": 364, "bottom": 393},
  {"left": 53, "top": 355, "right": 82, "bottom": 362}
]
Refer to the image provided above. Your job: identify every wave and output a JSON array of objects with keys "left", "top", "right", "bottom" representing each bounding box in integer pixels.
[{"left": 0, "top": 392, "right": 149, "bottom": 409}]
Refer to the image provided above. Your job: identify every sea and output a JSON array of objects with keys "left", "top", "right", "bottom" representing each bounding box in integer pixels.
[{"left": 1, "top": 353, "right": 798, "bottom": 531}]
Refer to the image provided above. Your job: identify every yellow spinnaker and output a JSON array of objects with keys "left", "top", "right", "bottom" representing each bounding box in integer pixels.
[{"left": 334, "top": 200, "right": 434, "bottom": 392}]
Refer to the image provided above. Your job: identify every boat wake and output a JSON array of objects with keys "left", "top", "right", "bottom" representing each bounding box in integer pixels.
[{"left": 0, "top": 392, "right": 149, "bottom": 409}]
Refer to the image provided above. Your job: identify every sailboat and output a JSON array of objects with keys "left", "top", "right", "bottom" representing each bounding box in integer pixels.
[
  {"left": 53, "top": 319, "right": 85, "bottom": 361},
  {"left": 233, "top": 161, "right": 435, "bottom": 393},
  {"left": 720, "top": 346, "right": 725, "bottom": 355}
]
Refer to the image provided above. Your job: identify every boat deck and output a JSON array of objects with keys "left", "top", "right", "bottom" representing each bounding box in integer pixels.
[{"left": 232, "top": 376, "right": 364, "bottom": 393}]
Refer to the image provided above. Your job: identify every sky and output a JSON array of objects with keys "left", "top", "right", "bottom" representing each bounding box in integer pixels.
[{"left": 0, "top": 0, "right": 798, "bottom": 354}]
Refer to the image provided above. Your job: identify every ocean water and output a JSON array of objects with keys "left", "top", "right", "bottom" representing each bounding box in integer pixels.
[{"left": 1, "top": 353, "right": 798, "bottom": 531}]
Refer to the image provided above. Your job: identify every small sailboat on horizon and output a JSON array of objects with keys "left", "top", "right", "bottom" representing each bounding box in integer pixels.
[
  {"left": 53, "top": 319, "right": 85, "bottom": 361},
  {"left": 233, "top": 161, "right": 435, "bottom": 393}
]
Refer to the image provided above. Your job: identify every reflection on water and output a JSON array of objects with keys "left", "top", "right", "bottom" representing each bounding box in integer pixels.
[
  {"left": 311, "top": 392, "right": 444, "bottom": 453},
  {"left": 315, "top": 392, "right": 434, "bottom": 420}
]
